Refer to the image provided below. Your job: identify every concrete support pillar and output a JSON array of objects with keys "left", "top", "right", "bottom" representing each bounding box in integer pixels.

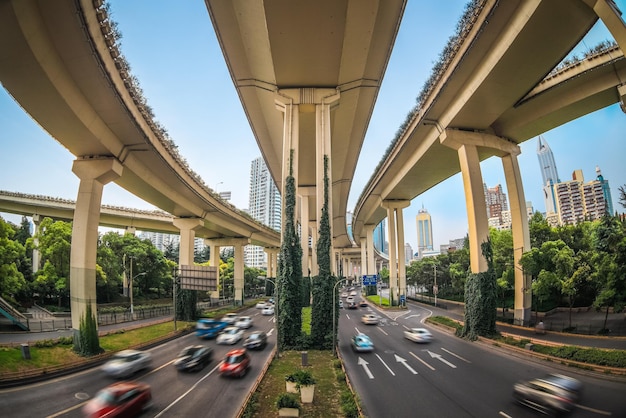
[
  {"left": 502, "top": 154, "right": 532, "bottom": 325},
  {"left": 275, "top": 94, "right": 299, "bottom": 244},
  {"left": 70, "top": 157, "right": 123, "bottom": 332},
  {"left": 360, "top": 239, "right": 367, "bottom": 276},
  {"left": 366, "top": 224, "right": 376, "bottom": 276},
  {"left": 173, "top": 218, "right": 204, "bottom": 266},
  {"left": 206, "top": 240, "right": 221, "bottom": 300},
  {"left": 233, "top": 242, "right": 245, "bottom": 305},
  {"left": 382, "top": 201, "right": 410, "bottom": 306},
  {"left": 299, "top": 187, "right": 315, "bottom": 277},
  {"left": 124, "top": 226, "right": 136, "bottom": 235},
  {"left": 264, "top": 248, "right": 278, "bottom": 278},
  {"left": 32, "top": 214, "right": 41, "bottom": 273}
]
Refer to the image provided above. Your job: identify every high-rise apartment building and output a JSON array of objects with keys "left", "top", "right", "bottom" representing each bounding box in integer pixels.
[
  {"left": 416, "top": 207, "right": 433, "bottom": 257},
  {"left": 484, "top": 183, "right": 508, "bottom": 220},
  {"left": 373, "top": 220, "right": 386, "bottom": 254},
  {"left": 245, "top": 157, "right": 281, "bottom": 268}
]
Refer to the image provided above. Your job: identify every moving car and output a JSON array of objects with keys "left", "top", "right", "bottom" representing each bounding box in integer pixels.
[
  {"left": 351, "top": 334, "right": 374, "bottom": 352},
  {"left": 216, "top": 326, "right": 244, "bottom": 345},
  {"left": 196, "top": 319, "right": 228, "bottom": 339},
  {"left": 222, "top": 313, "right": 239, "bottom": 324},
  {"left": 101, "top": 349, "right": 152, "bottom": 379},
  {"left": 235, "top": 316, "right": 253, "bottom": 329},
  {"left": 346, "top": 301, "right": 357, "bottom": 309},
  {"left": 359, "top": 300, "right": 368, "bottom": 307},
  {"left": 82, "top": 381, "right": 152, "bottom": 418},
  {"left": 338, "top": 300, "right": 344, "bottom": 309},
  {"left": 218, "top": 348, "right": 251, "bottom": 377},
  {"left": 513, "top": 374, "right": 582, "bottom": 415},
  {"left": 262, "top": 305, "right": 275, "bottom": 315},
  {"left": 404, "top": 328, "right": 433, "bottom": 343},
  {"left": 361, "top": 314, "right": 379, "bottom": 325},
  {"left": 173, "top": 345, "right": 213, "bottom": 372},
  {"left": 243, "top": 331, "right": 268, "bottom": 350},
  {"left": 346, "top": 296, "right": 355, "bottom": 303},
  {"left": 340, "top": 292, "right": 348, "bottom": 298},
  {"left": 255, "top": 301, "right": 269, "bottom": 309}
]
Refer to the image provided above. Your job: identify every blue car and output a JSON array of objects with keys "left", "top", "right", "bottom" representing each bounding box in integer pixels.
[
  {"left": 351, "top": 334, "right": 374, "bottom": 352},
  {"left": 196, "top": 319, "right": 228, "bottom": 339}
]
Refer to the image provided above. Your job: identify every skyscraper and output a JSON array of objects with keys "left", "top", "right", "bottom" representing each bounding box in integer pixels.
[
  {"left": 537, "top": 135, "right": 560, "bottom": 214},
  {"left": 245, "top": 157, "right": 281, "bottom": 268},
  {"left": 484, "top": 183, "right": 508, "bottom": 220},
  {"left": 416, "top": 206, "right": 433, "bottom": 257}
]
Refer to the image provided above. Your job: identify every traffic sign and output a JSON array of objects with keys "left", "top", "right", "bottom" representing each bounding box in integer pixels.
[{"left": 362, "top": 274, "right": 377, "bottom": 286}]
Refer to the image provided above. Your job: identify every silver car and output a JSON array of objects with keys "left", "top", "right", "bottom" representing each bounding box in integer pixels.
[
  {"left": 102, "top": 349, "right": 152, "bottom": 379},
  {"left": 513, "top": 374, "right": 582, "bottom": 415},
  {"left": 404, "top": 328, "right": 432, "bottom": 343}
]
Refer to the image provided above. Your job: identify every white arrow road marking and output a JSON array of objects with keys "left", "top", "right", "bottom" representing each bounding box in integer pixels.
[
  {"left": 394, "top": 354, "right": 418, "bottom": 374},
  {"left": 405, "top": 314, "right": 421, "bottom": 320},
  {"left": 358, "top": 357, "right": 374, "bottom": 379},
  {"left": 375, "top": 353, "right": 395, "bottom": 376},
  {"left": 441, "top": 347, "right": 471, "bottom": 363},
  {"left": 426, "top": 350, "right": 456, "bottom": 368},
  {"left": 267, "top": 328, "right": 274, "bottom": 336},
  {"left": 409, "top": 351, "right": 435, "bottom": 371}
]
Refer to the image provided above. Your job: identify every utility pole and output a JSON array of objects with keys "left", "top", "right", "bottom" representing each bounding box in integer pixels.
[{"left": 433, "top": 264, "right": 437, "bottom": 307}]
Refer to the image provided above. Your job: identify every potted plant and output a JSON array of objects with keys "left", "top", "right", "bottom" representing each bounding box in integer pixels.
[
  {"left": 294, "top": 369, "right": 316, "bottom": 403},
  {"left": 276, "top": 392, "right": 300, "bottom": 417},
  {"left": 285, "top": 373, "right": 298, "bottom": 393}
]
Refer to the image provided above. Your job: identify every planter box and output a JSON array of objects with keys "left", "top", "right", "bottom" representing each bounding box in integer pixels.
[
  {"left": 286, "top": 381, "right": 298, "bottom": 393},
  {"left": 299, "top": 384, "right": 315, "bottom": 403},
  {"left": 278, "top": 407, "right": 299, "bottom": 417}
]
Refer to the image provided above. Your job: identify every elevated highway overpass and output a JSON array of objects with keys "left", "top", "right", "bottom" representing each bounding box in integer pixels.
[{"left": 352, "top": 0, "right": 626, "bottom": 324}]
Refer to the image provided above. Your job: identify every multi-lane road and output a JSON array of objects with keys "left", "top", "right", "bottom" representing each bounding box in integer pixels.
[
  {"left": 2, "top": 297, "right": 625, "bottom": 418},
  {"left": 0, "top": 307, "right": 277, "bottom": 418},
  {"left": 339, "top": 299, "right": 626, "bottom": 417}
]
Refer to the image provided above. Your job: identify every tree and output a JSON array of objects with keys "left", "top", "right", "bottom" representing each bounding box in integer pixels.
[
  {"left": 31, "top": 218, "right": 71, "bottom": 307},
  {"left": 529, "top": 212, "right": 556, "bottom": 249},
  {"left": 0, "top": 216, "right": 27, "bottom": 302},
  {"left": 618, "top": 185, "right": 626, "bottom": 209},
  {"left": 311, "top": 156, "right": 335, "bottom": 349},
  {"left": 277, "top": 150, "right": 303, "bottom": 349}
]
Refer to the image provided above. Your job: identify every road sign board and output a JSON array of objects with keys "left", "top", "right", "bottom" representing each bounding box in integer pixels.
[{"left": 362, "top": 274, "right": 377, "bottom": 286}]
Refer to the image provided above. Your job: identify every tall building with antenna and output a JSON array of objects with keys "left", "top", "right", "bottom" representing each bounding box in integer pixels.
[
  {"left": 416, "top": 206, "right": 433, "bottom": 258},
  {"left": 537, "top": 135, "right": 560, "bottom": 214}
]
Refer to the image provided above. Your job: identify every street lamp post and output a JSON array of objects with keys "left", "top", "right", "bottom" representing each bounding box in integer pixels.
[
  {"left": 129, "top": 272, "right": 146, "bottom": 317},
  {"left": 332, "top": 278, "right": 346, "bottom": 357}
]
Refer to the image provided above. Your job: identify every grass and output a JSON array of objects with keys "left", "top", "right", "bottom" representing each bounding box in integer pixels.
[{"left": 244, "top": 350, "right": 357, "bottom": 418}]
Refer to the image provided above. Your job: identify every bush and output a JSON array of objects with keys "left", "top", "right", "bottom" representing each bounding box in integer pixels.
[
  {"left": 276, "top": 392, "right": 300, "bottom": 409},
  {"left": 292, "top": 369, "right": 316, "bottom": 387},
  {"left": 340, "top": 390, "right": 359, "bottom": 418}
]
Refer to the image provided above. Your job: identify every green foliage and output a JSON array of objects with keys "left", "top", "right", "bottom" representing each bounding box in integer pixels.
[
  {"left": 275, "top": 392, "right": 300, "bottom": 409},
  {"left": 291, "top": 369, "right": 316, "bottom": 387},
  {"left": 277, "top": 150, "right": 303, "bottom": 349},
  {"left": 458, "top": 239, "right": 497, "bottom": 340},
  {"left": 340, "top": 390, "right": 359, "bottom": 418},
  {"left": 0, "top": 216, "right": 27, "bottom": 300},
  {"left": 311, "top": 155, "right": 335, "bottom": 349},
  {"left": 175, "top": 281, "right": 198, "bottom": 321},
  {"left": 74, "top": 303, "right": 103, "bottom": 356}
]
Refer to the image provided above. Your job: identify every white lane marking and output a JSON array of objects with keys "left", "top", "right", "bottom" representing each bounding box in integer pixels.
[
  {"left": 154, "top": 363, "right": 220, "bottom": 417},
  {"left": 441, "top": 347, "right": 471, "bottom": 363},
  {"left": 575, "top": 403, "right": 612, "bottom": 415},
  {"left": 498, "top": 412, "right": 513, "bottom": 417},
  {"left": 405, "top": 314, "right": 421, "bottom": 320},
  {"left": 376, "top": 327, "right": 388, "bottom": 336},
  {"left": 426, "top": 350, "right": 456, "bottom": 368},
  {"left": 267, "top": 328, "right": 274, "bottom": 336},
  {"left": 375, "top": 353, "right": 395, "bottom": 376},
  {"left": 409, "top": 351, "right": 435, "bottom": 371},
  {"left": 357, "top": 357, "right": 374, "bottom": 379},
  {"left": 394, "top": 354, "right": 418, "bottom": 374}
]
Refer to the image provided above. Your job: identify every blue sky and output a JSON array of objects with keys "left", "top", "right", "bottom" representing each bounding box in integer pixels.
[{"left": 1, "top": 1, "right": 625, "bottom": 252}]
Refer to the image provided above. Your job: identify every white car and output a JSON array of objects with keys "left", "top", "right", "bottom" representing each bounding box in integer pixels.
[
  {"left": 216, "top": 326, "right": 244, "bottom": 344},
  {"left": 261, "top": 306, "right": 275, "bottom": 316},
  {"left": 346, "top": 296, "right": 355, "bottom": 304},
  {"left": 361, "top": 314, "right": 379, "bottom": 325},
  {"left": 255, "top": 302, "right": 268, "bottom": 309},
  {"left": 102, "top": 349, "right": 152, "bottom": 379},
  {"left": 222, "top": 313, "right": 239, "bottom": 324},
  {"left": 235, "top": 316, "right": 253, "bottom": 329},
  {"left": 340, "top": 292, "right": 348, "bottom": 298},
  {"left": 404, "top": 328, "right": 433, "bottom": 343}
]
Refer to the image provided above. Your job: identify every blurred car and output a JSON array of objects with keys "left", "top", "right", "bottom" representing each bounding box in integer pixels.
[
  {"left": 216, "top": 326, "right": 244, "bottom": 345},
  {"left": 222, "top": 313, "right": 239, "bottom": 324},
  {"left": 361, "top": 314, "right": 379, "bottom": 325},
  {"left": 351, "top": 334, "right": 374, "bottom": 352},
  {"left": 243, "top": 331, "right": 268, "bottom": 350},
  {"left": 195, "top": 319, "right": 228, "bottom": 339},
  {"left": 262, "top": 305, "right": 275, "bottom": 315},
  {"left": 218, "top": 348, "right": 251, "bottom": 377},
  {"left": 513, "top": 374, "right": 582, "bottom": 415},
  {"left": 255, "top": 301, "right": 268, "bottom": 309},
  {"left": 350, "top": 291, "right": 357, "bottom": 296},
  {"left": 102, "top": 350, "right": 152, "bottom": 379},
  {"left": 338, "top": 300, "right": 344, "bottom": 309},
  {"left": 340, "top": 292, "right": 348, "bottom": 298},
  {"left": 235, "top": 316, "right": 253, "bottom": 329},
  {"left": 346, "top": 301, "right": 357, "bottom": 309},
  {"left": 82, "top": 381, "right": 152, "bottom": 418},
  {"left": 359, "top": 300, "right": 368, "bottom": 307},
  {"left": 404, "top": 328, "right": 433, "bottom": 343},
  {"left": 173, "top": 345, "right": 213, "bottom": 372},
  {"left": 346, "top": 296, "right": 355, "bottom": 303}
]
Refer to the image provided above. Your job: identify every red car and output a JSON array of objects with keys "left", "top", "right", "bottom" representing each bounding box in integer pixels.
[
  {"left": 82, "top": 381, "right": 152, "bottom": 418},
  {"left": 218, "top": 348, "right": 251, "bottom": 378}
]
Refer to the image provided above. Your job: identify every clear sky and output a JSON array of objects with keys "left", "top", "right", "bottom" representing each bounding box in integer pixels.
[{"left": 1, "top": 1, "right": 625, "bottom": 253}]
